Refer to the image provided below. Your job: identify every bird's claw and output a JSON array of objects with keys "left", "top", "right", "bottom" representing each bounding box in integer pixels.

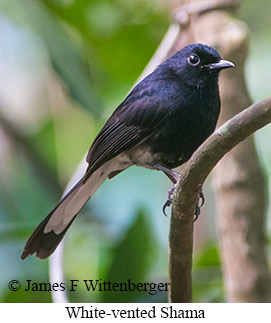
[
  {"left": 199, "top": 189, "right": 205, "bottom": 207},
  {"left": 193, "top": 189, "right": 205, "bottom": 222},
  {"left": 162, "top": 183, "right": 177, "bottom": 216},
  {"left": 194, "top": 204, "right": 200, "bottom": 222},
  {"left": 162, "top": 185, "right": 205, "bottom": 220},
  {"left": 162, "top": 200, "right": 172, "bottom": 216}
]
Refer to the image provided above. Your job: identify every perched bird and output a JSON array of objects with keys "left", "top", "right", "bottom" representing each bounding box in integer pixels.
[{"left": 21, "top": 43, "right": 234, "bottom": 260}]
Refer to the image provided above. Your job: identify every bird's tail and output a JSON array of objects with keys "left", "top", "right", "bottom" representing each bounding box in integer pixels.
[{"left": 21, "top": 168, "right": 107, "bottom": 260}]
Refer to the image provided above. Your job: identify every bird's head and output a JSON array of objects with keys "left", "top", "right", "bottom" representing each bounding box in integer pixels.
[{"left": 164, "top": 43, "right": 234, "bottom": 87}]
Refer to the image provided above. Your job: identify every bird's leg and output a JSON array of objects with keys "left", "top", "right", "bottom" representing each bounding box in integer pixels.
[
  {"left": 152, "top": 164, "right": 180, "bottom": 216},
  {"left": 194, "top": 188, "right": 205, "bottom": 222},
  {"left": 152, "top": 164, "right": 205, "bottom": 219}
]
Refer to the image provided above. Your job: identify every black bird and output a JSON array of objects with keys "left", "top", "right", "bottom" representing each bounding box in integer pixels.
[{"left": 21, "top": 43, "right": 234, "bottom": 260}]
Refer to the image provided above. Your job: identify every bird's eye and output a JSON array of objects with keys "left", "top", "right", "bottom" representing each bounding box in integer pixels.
[{"left": 188, "top": 54, "right": 200, "bottom": 66}]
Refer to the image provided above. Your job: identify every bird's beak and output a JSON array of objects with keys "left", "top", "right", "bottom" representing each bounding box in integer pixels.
[{"left": 203, "top": 59, "right": 235, "bottom": 71}]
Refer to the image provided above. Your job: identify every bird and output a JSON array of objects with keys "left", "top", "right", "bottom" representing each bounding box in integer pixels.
[{"left": 21, "top": 43, "right": 234, "bottom": 260}]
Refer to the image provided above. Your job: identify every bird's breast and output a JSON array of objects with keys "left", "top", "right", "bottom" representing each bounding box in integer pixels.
[{"left": 146, "top": 96, "right": 220, "bottom": 169}]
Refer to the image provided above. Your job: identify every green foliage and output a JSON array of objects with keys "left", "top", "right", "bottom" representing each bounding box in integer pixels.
[
  {"left": 101, "top": 210, "right": 154, "bottom": 302},
  {"left": 5, "top": 0, "right": 103, "bottom": 115},
  {"left": 192, "top": 245, "right": 224, "bottom": 303}
]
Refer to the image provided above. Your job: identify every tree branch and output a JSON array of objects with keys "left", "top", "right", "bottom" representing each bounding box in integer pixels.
[{"left": 169, "top": 96, "right": 271, "bottom": 302}]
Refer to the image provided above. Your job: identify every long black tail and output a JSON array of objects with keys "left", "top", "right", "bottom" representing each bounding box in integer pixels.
[
  {"left": 21, "top": 210, "right": 76, "bottom": 259},
  {"left": 21, "top": 167, "right": 107, "bottom": 259}
]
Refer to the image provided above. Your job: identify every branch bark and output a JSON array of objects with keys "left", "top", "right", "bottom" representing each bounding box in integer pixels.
[
  {"left": 169, "top": 97, "right": 271, "bottom": 302},
  {"left": 168, "top": 0, "right": 271, "bottom": 303},
  {"left": 190, "top": 3, "right": 271, "bottom": 302}
]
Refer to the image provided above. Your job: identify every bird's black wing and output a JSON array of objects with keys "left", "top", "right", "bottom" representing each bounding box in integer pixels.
[{"left": 85, "top": 88, "right": 172, "bottom": 177}]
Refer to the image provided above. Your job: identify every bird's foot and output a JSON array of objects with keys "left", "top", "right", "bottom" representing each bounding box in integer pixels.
[
  {"left": 162, "top": 183, "right": 178, "bottom": 216},
  {"left": 194, "top": 189, "right": 205, "bottom": 222},
  {"left": 162, "top": 186, "right": 205, "bottom": 220}
]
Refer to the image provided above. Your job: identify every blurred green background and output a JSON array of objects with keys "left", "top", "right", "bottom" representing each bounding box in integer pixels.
[{"left": 0, "top": 0, "right": 270, "bottom": 303}]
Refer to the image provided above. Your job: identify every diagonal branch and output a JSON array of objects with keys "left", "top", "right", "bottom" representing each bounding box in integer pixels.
[{"left": 169, "top": 96, "right": 271, "bottom": 302}]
